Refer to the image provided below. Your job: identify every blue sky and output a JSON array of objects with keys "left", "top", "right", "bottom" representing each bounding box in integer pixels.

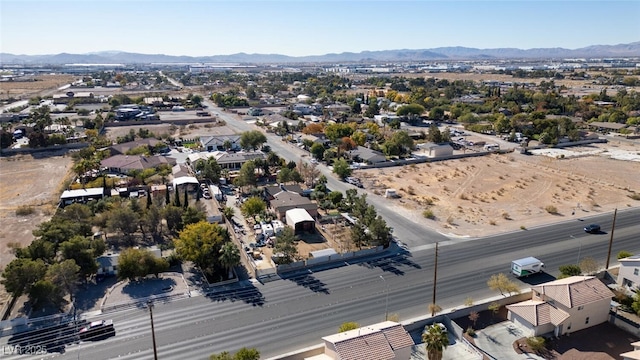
[{"left": 1, "top": 0, "right": 638, "bottom": 56}]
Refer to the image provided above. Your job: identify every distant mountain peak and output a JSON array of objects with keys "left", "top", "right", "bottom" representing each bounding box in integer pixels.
[{"left": 1, "top": 42, "right": 639, "bottom": 64}]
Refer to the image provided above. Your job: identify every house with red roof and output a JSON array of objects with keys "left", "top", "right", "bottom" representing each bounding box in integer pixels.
[
  {"left": 507, "top": 276, "right": 614, "bottom": 337},
  {"left": 307, "top": 321, "right": 414, "bottom": 360}
]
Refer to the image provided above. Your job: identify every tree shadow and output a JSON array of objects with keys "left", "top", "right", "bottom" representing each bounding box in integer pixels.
[
  {"left": 74, "top": 276, "right": 117, "bottom": 311},
  {"left": 204, "top": 283, "right": 265, "bottom": 307},
  {"left": 283, "top": 273, "right": 330, "bottom": 294},
  {"left": 122, "top": 278, "right": 177, "bottom": 299},
  {"left": 356, "top": 249, "right": 421, "bottom": 276}
]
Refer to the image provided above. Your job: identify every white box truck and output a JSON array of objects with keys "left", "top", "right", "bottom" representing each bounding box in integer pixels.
[{"left": 511, "top": 257, "right": 544, "bottom": 277}]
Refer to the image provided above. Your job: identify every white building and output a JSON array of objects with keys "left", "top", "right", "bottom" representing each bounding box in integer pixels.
[{"left": 618, "top": 255, "right": 640, "bottom": 290}]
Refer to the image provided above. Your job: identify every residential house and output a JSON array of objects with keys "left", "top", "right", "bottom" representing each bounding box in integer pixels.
[
  {"left": 309, "top": 321, "right": 414, "bottom": 360},
  {"left": 188, "top": 151, "right": 265, "bottom": 171},
  {"left": 621, "top": 341, "right": 640, "bottom": 360},
  {"left": 109, "top": 138, "right": 164, "bottom": 155},
  {"left": 264, "top": 184, "right": 318, "bottom": 220},
  {"left": 416, "top": 142, "right": 453, "bottom": 158},
  {"left": 618, "top": 255, "right": 640, "bottom": 290},
  {"left": 507, "top": 276, "right": 614, "bottom": 337},
  {"left": 346, "top": 146, "right": 386, "bottom": 164},
  {"left": 199, "top": 135, "right": 241, "bottom": 152},
  {"left": 100, "top": 155, "right": 175, "bottom": 175},
  {"left": 292, "top": 103, "right": 314, "bottom": 115},
  {"left": 215, "top": 151, "right": 265, "bottom": 170},
  {"left": 172, "top": 163, "right": 192, "bottom": 178}
]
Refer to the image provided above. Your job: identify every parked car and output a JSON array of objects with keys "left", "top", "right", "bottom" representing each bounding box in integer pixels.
[{"left": 584, "top": 224, "right": 601, "bottom": 233}]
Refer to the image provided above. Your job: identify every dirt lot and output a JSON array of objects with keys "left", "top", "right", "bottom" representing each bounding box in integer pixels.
[
  {"left": 359, "top": 140, "right": 640, "bottom": 238},
  {"left": 104, "top": 121, "right": 236, "bottom": 142},
  {"left": 0, "top": 75, "right": 76, "bottom": 100},
  {"left": 0, "top": 152, "right": 74, "bottom": 313}
]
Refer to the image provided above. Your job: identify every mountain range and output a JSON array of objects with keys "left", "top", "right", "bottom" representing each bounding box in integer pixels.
[{"left": 2, "top": 42, "right": 639, "bottom": 65}]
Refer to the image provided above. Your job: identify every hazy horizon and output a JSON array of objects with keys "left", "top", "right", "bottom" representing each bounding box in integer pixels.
[{"left": 1, "top": 0, "right": 639, "bottom": 57}]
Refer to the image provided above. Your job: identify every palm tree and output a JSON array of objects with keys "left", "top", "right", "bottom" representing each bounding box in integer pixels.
[
  {"left": 422, "top": 324, "right": 449, "bottom": 360},
  {"left": 218, "top": 242, "right": 240, "bottom": 279},
  {"left": 222, "top": 206, "right": 235, "bottom": 222}
]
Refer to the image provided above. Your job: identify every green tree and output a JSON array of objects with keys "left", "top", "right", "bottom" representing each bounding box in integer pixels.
[
  {"left": 174, "top": 221, "right": 229, "bottom": 272},
  {"left": 222, "top": 206, "right": 235, "bottom": 221},
  {"left": 1, "top": 258, "right": 47, "bottom": 297},
  {"left": 383, "top": 130, "right": 414, "bottom": 156},
  {"left": 338, "top": 322, "right": 359, "bottom": 332},
  {"left": 14, "top": 239, "right": 55, "bottom": 264},
  {"left": 219, "top": 242, "right": 241, "bottom": 279},
  {"left": 487, "top": 273, "right": 521, "bottom": 296},
  {"left": 426, "top": 123, "right": 445, "bottom": 143},
  {"left": 241, "top": 197, "right": 266, "bottom": 221},
  {"left": 422, "top": 324, "right": 449, "bottom": 360},
  {"left": 364, "top": 98, "right": 380, "bottom": 117},
  {"left": 59, "top": 236, "right": 104, "bottom": 279},
  {"left": 350, "top": 222, "right": 370, "bottom": 249},
  {"left": 277, "top": 167, "right": 294, "bottom": 184},
  {"left": 274, "top": 227, "right": 298, "bottom": 264},
  {"left": 327, "top": 191, "right": 343, "bottom": 207},
  {"left": 559, "top": 264, "right": 581, "bottom": 278},
  {"left": 396, "top": 103, "right": 425, "bottom": 116},
  {"left": 310, "top": 143, "right": 326, "bottom": 160},
  {"left": 29, "top": 279, "right": 63, "bottom": 310},
  {"left": 209, "top": 352, "right": 233, "bottom": 360},
  {"left": 233, "top": 161, "right": 257, "bottom": 190},
  {"left": 324, "top": 123, "right": 354, "bottom": 143},
  {"left": 233, "top": 347, "right": 260, "bottom": 360},
  {"left": 368, "top": 215, "right": 391, "bottom": 247},
  {"left": 332, "top": 158, "right": 352, "bottom": 180},
  {"left": 107, "top": 206, "right": 140, "bottom": 245},
  {"left": 618, "top": 251, "right": 633, "bottom": 260},
  {"left": 46, "top": 259, "right": 80, "bottom": 300},
  {"left": 429, "top": 107, "right": 445, "bottom": 121},
  {"left": 163, "top": 205, "right": 184, "bottom": 234},
  {"left": 239, "top": 130, "right": 267, "bottom": 151},
  {"left": 117, "top": 248, "right": 169, "bottom": 281},
  {"left": 632, "top": 290, "right": 640, "bottom": 316}
]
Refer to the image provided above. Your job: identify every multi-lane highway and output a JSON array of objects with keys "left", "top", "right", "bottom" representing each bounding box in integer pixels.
[
  {"left": 1, "top": 103, "right": 638, "bottom": 360},
  {"left": 2, "top": 208, "right": 638, "bottom": 360}
]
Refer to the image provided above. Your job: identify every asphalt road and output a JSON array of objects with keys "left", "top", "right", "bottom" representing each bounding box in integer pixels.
[
  {"left": 204, "top": 102, "right": 451, "bottom": 249},
  {"left": 1, "top": 104, "right": 637, "bottom": 360},
  {"left": 1, "top": 207, "right": 638, "bottom": 360}
]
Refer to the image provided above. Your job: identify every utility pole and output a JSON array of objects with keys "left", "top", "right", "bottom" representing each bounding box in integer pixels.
[
  {"left": 605, "top": 208, "right": 617, "bottom": 269},
  {"left": 431, "top": 242, "right": 438, "bottom": 316},
  {"left": 148, "top": 301, "right": 158, "bottom": 360}
]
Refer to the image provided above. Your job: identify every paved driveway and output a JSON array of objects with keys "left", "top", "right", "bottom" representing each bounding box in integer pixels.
[{"left": 475, "top": 321, "right": 545, "bottom": 360}]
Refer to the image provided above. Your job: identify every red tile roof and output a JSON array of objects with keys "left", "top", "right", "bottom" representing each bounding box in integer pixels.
[
  {"left": 531, "top": 276, "right": 613, "bottom": 308},
  {"left": 507, "top": 300, "right": 569, "bottom": 326},
  {"left": 323, "top": 321, "right": 414, "bottom": 360}
]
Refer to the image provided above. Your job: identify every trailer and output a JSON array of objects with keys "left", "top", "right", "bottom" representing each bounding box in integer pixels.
[{"left": 511, "top": 257, "right": 544, "bottom": 277}]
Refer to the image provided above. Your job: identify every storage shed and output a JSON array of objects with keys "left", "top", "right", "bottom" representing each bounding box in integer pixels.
[{"left": 285, "top": 208, "right": 315, "bottom": 234}]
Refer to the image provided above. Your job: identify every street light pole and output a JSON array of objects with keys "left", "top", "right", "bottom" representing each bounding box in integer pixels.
[
  {"left": 147, "top": 301, "right": 158, "bottom": 360},
  {"left": 379, "top": 275, "right": 389, "bottom": 321}
]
